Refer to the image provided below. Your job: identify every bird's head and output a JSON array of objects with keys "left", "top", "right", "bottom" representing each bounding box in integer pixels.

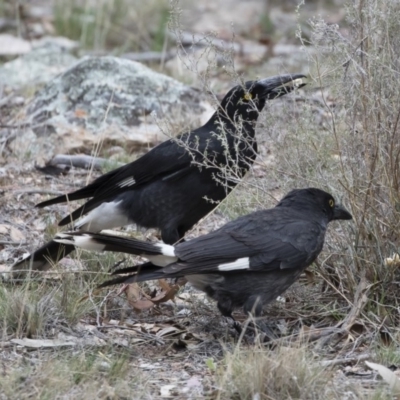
[
  {"left": 217, "top": 74, "right": 306, "bottom": 124},
  {"left": 278, "top": 188, "right": 353, "bottom": 222}
]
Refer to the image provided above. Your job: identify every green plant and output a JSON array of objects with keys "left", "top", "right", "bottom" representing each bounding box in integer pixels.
[{"left": 53, "top": 0, "right": 170, "bottom": 51}]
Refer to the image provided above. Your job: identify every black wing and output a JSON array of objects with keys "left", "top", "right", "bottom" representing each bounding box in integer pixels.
[
  {"left": 169, "top": 209, "right": 324, "bottom": 275},
  {"left": 37, "top": 137, "right": 191, "bottom": 208},
  {"left": 39, "top": 120, "right": 256, "bottom": 225}
]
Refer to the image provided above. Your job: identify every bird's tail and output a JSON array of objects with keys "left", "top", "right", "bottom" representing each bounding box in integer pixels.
[
  {"left": 55, "top": 231, "right": 177, "bottom": 267},
  {"left": 11, "top": 241, "right": 75, "bottom": 276},
  {"left": 98, "top": 262, "right": 176, "bottom": 288}
]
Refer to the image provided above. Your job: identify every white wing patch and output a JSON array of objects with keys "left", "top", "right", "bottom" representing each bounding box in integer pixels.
[
  {"left": 156, "top": 243, "right": 176, "bottom": 257},
  {"left": 144, "top": 243, "right": 177, "bottom": 267},
  {"left": 55, "top": 233, "right": 106, "bottom": 252},
  {"left": 118, "top": 176, "right": 136, "bottom": 188},
  {"left": 74, "top": 200, "right": 130, "bottom": 231},
  {"left": 217, "top": 257, "right": 250, "bottom": 271}
]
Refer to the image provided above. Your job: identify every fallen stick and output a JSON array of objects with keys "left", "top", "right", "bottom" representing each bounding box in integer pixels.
[
  {"left": 319, "top": 353, "right": 371, "bottom": 367},
  {"left": 48, "top": 154, "right": 123, "bottom": 170},
  {"left": 13, "top": 189, "right": 64, "bottom": 196},
  {"left": 0, "top": 240, "right": 26, "bottom": 245}
]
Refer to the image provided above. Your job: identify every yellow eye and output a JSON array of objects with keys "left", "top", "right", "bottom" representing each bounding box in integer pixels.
[
  {"left": 243, "top": 92, "right": 252, "bottom": 101},
  {"left": 329, "top": 199, "right": 335, "bottom": 208}
]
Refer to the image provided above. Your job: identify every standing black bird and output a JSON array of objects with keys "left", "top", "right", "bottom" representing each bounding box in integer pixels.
[
  {"left": 12, "top": 74, "right": 306, "bottom": 274},
  {"left": 55, "top": 188, "right": 352, "bottom": 323}
]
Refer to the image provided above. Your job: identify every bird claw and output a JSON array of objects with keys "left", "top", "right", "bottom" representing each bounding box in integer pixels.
[{"left": 234, "top": 317, "right": 278, "bottom": 344}]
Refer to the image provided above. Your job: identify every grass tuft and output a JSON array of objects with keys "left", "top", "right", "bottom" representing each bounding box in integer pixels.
[{"left": 216, "top": 344, "right": 333, "bottom": 399}]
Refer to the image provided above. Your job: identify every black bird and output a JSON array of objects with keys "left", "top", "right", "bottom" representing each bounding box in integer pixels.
[
  {"left": 12, "top": 74, "right": 306, "bottom": 274},
  {"left": 55, "top": 188, "right": 352, "bottom": 324}
]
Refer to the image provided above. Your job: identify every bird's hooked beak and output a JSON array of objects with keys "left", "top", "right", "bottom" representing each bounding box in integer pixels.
[
  {"left": 332, "top": 204, "right": 353, "bottom": 221},
  {"left": 257, "top": 74, "right": 307, "bottom": 100}
]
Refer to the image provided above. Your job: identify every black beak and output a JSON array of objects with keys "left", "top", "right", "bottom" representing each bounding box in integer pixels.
[
  {"left": 332, "top": 204, "right": 353, "bottom": 221},
  {"left": 258, "top": 74, "right": 307, "bottom": 99}
]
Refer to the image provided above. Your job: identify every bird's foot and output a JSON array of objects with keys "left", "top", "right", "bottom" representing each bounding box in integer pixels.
[{"left": 238, "top": 318, "right": 279, "bottom": 344}]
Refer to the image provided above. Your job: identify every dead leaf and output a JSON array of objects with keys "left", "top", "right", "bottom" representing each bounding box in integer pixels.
[
  {"left": 131, "top": 323, "right": 155, "bottom": 332},
  {"left": 0, "top": 224, "right": 10, "bottom": 235},
  {"left": 113, "top": 279, "right": 185, "bottom": 312},
  {"left": 186, "top": 375, "right": 202, "bottom": 388},
  {"left": 0, "top": 264, "right": 11, "bottom": 273},
  {"left": 304, "top": 270, "right": 315, "bottom": 284},
  {"left": 152, "top": 285, "right": 180, "bottom": 304},
  {"left": 124, "top": 283, "right": 153, "bottom": 311},
  {"left": 385, "top": 253, "right": 400, "bottom": 268},
  {"left": 74, "top": 109, "right": 88, "bottom": 118},
  {"left": 160, "top": 384, "right": 176, "bottom": 397},
  {"left": 365, "top": 361, "right": 400, "bottom": 394},
  {"left": 151, "top": 279, "right": 185, "bottom": 305},
  {"left": 10, "top": 226, "right": 25, "bottom": 242},
  {"left": 158, "top": 279, "right": 172, "bottom": 291},
  {"left": 78, "top": 294, "right": 91, "bottom": 303},
  {"left": 126, "top": 283, "right": 141, "bottom": 302},
  {"left": 129, "top": 298, "right": 155, "bottom": 311},
  {"left": 156, "top": 326, "right": 182, "bottom": 337}
]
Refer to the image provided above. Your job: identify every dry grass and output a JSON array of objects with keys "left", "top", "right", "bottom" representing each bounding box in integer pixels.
[
  {"left": 264, "top": 0, "right": 400, "bottom": 333},
  {"left": 0, "top": 346, "right": 149, "bottom": 399},
  {"left": 216, "top": 344, "right": 334, "bottom": 399},
  {"left": 0, "top": 260, "right": 109, "bottom": 339},
  {"left": 215, "top": 341, "right": 395, "bottom": 400}
]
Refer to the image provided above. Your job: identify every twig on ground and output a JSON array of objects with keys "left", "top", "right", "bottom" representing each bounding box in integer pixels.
[
  {"left": 13, "top": 189, "right": 64, "bottom": 196},
  {"left": 319, "top": 353, "right": 371, "bottom": 367},
  {"left": 340, "top": 274, "right": 370, "bottom": 330},
  {"left": 47, "top": 154, "right": 124, "bottom": 170},
  {"left": 0, "top": 240, "right": 26, "bottom": 245}
]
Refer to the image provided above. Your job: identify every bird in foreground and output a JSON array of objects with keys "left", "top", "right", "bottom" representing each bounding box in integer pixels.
[
  {"left": 55, "top": 188, "right": 352, "bottom": 329},
  {"left": 12, "top": 74, "right": 306, "bottom": 274}
]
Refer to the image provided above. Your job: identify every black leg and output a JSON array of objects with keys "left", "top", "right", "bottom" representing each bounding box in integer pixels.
[
  {"left": 244, "top": 317, "right": 278, "bottom": 343},
  {"left": 229, "top": 316, "right": 243, "bottom": 335}
]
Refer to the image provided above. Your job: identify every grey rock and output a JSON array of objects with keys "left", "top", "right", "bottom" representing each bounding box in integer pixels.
[
  {"left": 10, "top": 56, "right": 211, "bottom": 158},
  {"left": 0, "top": 34, "right": 32, "bottom": 56},
  {"left": 0, "top": 39, "right": 78, "bottom": 89}
]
